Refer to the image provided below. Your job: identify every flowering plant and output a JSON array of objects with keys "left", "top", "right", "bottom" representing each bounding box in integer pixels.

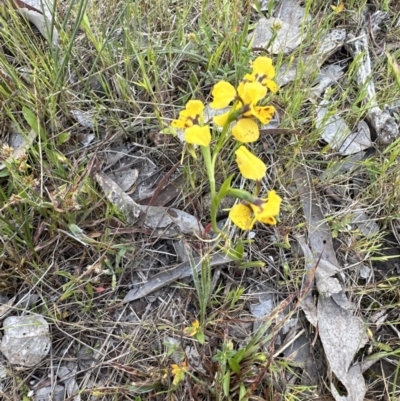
[{"left": 171, "top": 57, "right": 282, "bottom": 233}]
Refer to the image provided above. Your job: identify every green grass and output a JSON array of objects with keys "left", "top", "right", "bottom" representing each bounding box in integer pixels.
[{"left": 1, "top": 0, "right": 400, "bottom": 400}]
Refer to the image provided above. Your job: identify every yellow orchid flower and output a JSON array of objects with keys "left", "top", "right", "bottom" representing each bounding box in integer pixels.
[
  {"left": 235, "top": 146, "right": 266, "bottom": 181},
  {"left": 229, "top": 190, "right": 282, "bottom": 230},
  {"left": 250, "top": 190, "right": 282, "bottom": 224},
  {"left": 171, "top": 100, "right": 211, "bottom": 146},
  {"left": 171, "top": 99, "right": 204, "bottom": 129}
]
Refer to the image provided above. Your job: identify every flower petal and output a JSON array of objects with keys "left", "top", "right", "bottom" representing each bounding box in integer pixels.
[
  {"left": 252, "top": 105, "right": 275, "bottom": 125},
  {"left": 235, "top": 146, "right": 266, "bottom": 180},
  {"left": 237, "top": 82, "right": 267, "bottom": 106},
  {"left": 171, "top": 119, "right": 187, "bottom": 129},
  {"left": 186, "top": 99, "right": 205, "bottom": 115},
  {"left": 229, "top": 203, "right": 253, "bottom": 230},
  {"left": 265, "top": 190, "right": 282, "bottom": 216},
  {"left": 258, "top": 215, "right": 277, "bottom": 225},
  {"left": 242, "top": 73, "right": 254, "bottom": 83},
  {"left": 213, "top": 110, "right": 231, "bottom": 127},
  {"left": 232, "top": 119, "right": 259, "bottom": 142},
  {"left": 250, "top": 190, "right": 282, "bottom": 223},
  {"left": 185, "top": 125, "right": 211, "bottom": 146},
  {"left": 210, "top": 81, "right": 237, "bottom": 109},
  {"left": 263, "top": 79, "right": 279, "bottom": 93},
  {"left": 252, "top": 57, "right": 276, "bottom": 79}
]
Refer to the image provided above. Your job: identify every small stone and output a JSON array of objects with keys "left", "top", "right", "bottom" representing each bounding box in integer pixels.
[{"left": 0, "top": 316, "right": 51, "bottom": 367}]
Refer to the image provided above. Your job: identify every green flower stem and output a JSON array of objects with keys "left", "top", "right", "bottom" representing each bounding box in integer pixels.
[
  {"left": 201, "top": 145, "right": 220, "bottom": 234},
  {"left": 202, "top": 106, "right": 248, "bottom": 234},
  {"left": 225, "top": 188, "right": 257, "bottom": 203},
  {"left": 204, "top": 106, "right": 246, "bottom": 233}
]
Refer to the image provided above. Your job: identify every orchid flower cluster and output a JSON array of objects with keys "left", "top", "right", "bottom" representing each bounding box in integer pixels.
[{"left": 171, "top": 57, "right": 282, "bottom": 233}]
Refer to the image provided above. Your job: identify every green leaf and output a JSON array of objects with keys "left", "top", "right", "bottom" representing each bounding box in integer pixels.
[
  {"left": 0, "top": 168, "right": 9, "bottom": 178},
  {"left": 239, "top": 261, "right": 265, "bottom": 269},
  {"left": 234, "top": 238, "right": 244, "bottom": 259},
  {"left": 217, "top": 174, "right": 234, "bottom": 200},
  {"left": 220, "top": 245, "right": 242, "bottom": 262},
  {"left": 239, "top": 383, "right": 248, "bottom": 401},
  {"left": 57, "top": 131, "right": 71, "bottom": 145},
  {"left": 234, "top": 348, "right": 246, "bottom": 364},
  {"left": 59, "top": 290, "right": 75, "bottom": 301},
  {"left": 375, "top": 342, "right": 392, "bottom": 352},
  {"left": 22, "top": 107, "right": 40, "bottom": 134},
  {"left": 228, "top": 358, "right": 240, "bottom": 374},
  {"left": 86, "top": 282, "right": 94, "bottom": 296},
  {"left": 223, "top": 370, "right": 230, "bottom": 396},
  {"left": 386, "top": 51, "right": 400, "bottom": 90},
  {"left": 196, "top": 331, "right": 205, "bottom": 344}
]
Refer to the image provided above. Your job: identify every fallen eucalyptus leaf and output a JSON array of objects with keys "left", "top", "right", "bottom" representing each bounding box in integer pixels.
[
  {"left": 275, "top": 0, "right": 308, "bottom": 25},
  {"left": 309, "top": 64, "right": 345, "bottom": 102},
  {"left": 346, "top": 31, "right": 398, "bottom": 144},
  {"left": 318, "top": 297, "right": 368, "bottom": 401},
  {"left": 96, "top": 171, "right": 203, "bottom": 237},
  {"left": 109, "top": 168, "right": 139, "bottom": 192},
  {"left": 123, "top": 254, "right": 232, "bottom": 303},
  {"left": 351, "top": 210, "right": 379, "bottom": 237},
  {"left": 34, "top": 385, "right": 64, "bottom": 401},
  {"left": 95, "top": 171, "right": 142, "bottom": 225},
  {"left": 277, "top": 29, "right": 346, "bottom": 86},
  {"left": 294, "top": 167, "right": 351, "bottom": 309},
  {"left": 58, "top": 364, "right": 80, "bottom": 401},
  {"left": 14, "top": 0, "right": 59, "bottom": 45}
]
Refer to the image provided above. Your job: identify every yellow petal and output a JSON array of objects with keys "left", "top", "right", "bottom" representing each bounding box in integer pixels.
[
  {"left": 185, "top": 125, "right": 211, "bottom": 146},
  {"left": 171, "top": 119, "right": 186, "bottom": 129},
  {"left": 258, "top": 215, "right": 277, "bottom": 225},
  {"left": 232, "top": 119, "right": 259, "bottom": 142},
  {"left": 229, "top": 203, "right": 253, "bottom": 230},
  {"left": 185, "top": 99, "right": 205, "bottom": 115},
  {"left": 176, "top": 109, "right": 194, "bottom": 127},
  {"left": 235, "top": 146, "right": 266, "bottom": 180},
  {"left": 210, "top": 81, "right": 237, "bottom": 109},
  {"left": 331, "top": 2, "right": 344, "bottom": 13},
  {"left": 262, "top": 79, "right": 279, "bottom": 93},
  {"left": 252, "top": 105, "right": 275, "bottom": 125},
  {"left": 242, "top": 73, "right": 254, "bottom": 83},
  {"left": 252, "top": 57, "right": 276, "bottom": 79},
  {"left": 266, "top": 190, "right": 282, "bottom": 214},
  {"left": 251, "top": 190, "right": 282, "bottom": 223},
  {"left": 213, "top": 110, "right": 231, "bottom": 127},
  {"left": 237, "top": 82, "right": 267, "bottom": 106}
]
